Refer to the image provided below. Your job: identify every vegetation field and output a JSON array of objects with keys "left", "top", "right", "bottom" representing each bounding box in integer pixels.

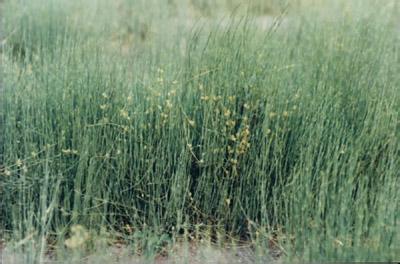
[{"left": 0, "top": 0, "right": 399, "bottom": 263}]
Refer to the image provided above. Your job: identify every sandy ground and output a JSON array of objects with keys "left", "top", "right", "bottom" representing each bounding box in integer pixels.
[{"left": 1, "top": 243, "right": 282, "bottom": 264}]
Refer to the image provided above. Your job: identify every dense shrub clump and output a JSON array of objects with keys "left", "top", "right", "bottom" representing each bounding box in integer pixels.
[{"left": 0, "top": 0, "right": 399, "bottom": 261}]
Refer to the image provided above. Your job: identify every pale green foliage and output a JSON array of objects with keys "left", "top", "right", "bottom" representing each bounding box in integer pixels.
[{"left": 0, "top": 0, "right": 399, "bottom": 262}]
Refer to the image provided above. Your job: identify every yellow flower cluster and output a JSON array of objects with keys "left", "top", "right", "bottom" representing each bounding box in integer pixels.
[
  {"left": 224, "top": 116, "right": 252, "bottom": 175},
  {"left": 62, "top": 149, "right": 79, "bottom": 155},
  {"left": 188, "top": 119, "right": 195, "bottom": 127},
  {"left": 225, "top": 120, "right": 235, "bottom": 128},
  {"left": 167, "top": 89, "right": 177, "bottom": 97},
  {"left": 119, "top": 109, "right": 130, "bottom": 120},
  {"left": 3, "top": 168, "right": 11, "bottom": 176},
  {"left": 269, "top": 112, "right": 277, "bottom": 118},
  {"left": 201, "top": 95, "right": 222, "bottom": 102},
  {"left": 165, "top": 99, "right": 173, "bottom": 109},
  {"left": 122, "top": 125, "right": 130, "bottom": 133},
  {"left": 282, "top": 111, "right": 289, "bottom": 118},
  {"left": 16, "top": 159, "right": 23, "bottom": 167},
  {"left": 200, "top": 95, "right": 209, "bottom": 101},
  {"left": 237, "top": 124, "right": 251, "bottom": 155}
]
